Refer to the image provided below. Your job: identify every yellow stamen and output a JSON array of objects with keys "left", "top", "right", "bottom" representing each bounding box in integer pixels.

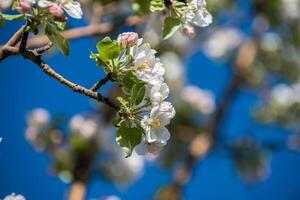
[
  {"left": 149, "top": 118, "right": 161, "bottom": 128},
  {"left": 138, "top": 60, "right": 150, "bottom": 71}
]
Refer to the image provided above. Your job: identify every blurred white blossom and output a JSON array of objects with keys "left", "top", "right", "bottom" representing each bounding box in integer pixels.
[
  {"left": 204, "top": 28, "right": 243, "bottom": 58},
  {"left": 181, "top": 85, "right": 215, "bottom": 114},
  {"left": 3, "top": 193, "right": 25, "bottom": 200},
  {"left": 0, "top": 0, "right": 13, "bottom": 10},
  {"left": 260, "top": 32, "right": 282, "bottom": 52},
  {"left": 27, "top": 108, "right": 50, "bottom": 128},
  {"left": 271, "top": 83, "right": 300, "bottom": 107},
  {"left": 160, "top": 52, "right": 185, "bottom": 90},
  {"left": 281, "top": 0, "right": 300, "bottom": 19},
  {"left": 69, "top": 114, "right": 98, "bottom": 140}
]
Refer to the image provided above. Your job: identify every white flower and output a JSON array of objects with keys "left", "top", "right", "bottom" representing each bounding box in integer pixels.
[
  {"left": 185, "top": 0, "right": 213, "bottom": 27},
  {"left": 38, "top": 0, "right": 83, "bottom": 19},
  {"left": 135, "top": 138, "right": 165, "bottom": 155},
  {"left": 133, "top": 43, "right": 165, "bottom": 85},
  {"left": 141, "top": 102, "right": 175, "bottom": 144},
  {"left": 4, "top": 193, "right": 25, "bottom": 200},
  {"left": 149, "top": 83, "right": 169, "bottom": 106}
]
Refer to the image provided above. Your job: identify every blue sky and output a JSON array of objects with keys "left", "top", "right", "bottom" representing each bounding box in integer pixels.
[{"left": 1, "top": 11, "right": 300, "bottom": 200}]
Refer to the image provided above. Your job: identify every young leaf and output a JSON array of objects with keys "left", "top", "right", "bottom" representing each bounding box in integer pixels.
[
  {"left": 117, "top": 96, "right": 128, "bottom": 108},
  {"left": 45, "top": 23, "right": 70, "bottom": 56},
  {"left": 12, "top": 0, "right": 20, "bottom": 10},
  {"left": 163, "top": 17, "right": 182, "bottom": 40},
  {"left": 1, "top": 13, "right": 25, "bottom": 21},
  {"left": 123, "top": 72, "right": 139, "bottom": 90},
  {"left": 96, "top": 37, "right": 120, "bottom": 62},
  {"left": 116, "top": 126, "right": 142, "bottom": 157},
  {"left": 150, "top": 0, "right": 165, "bottom": 12},
  {"left": 131, "top": 83, "right": 146, "bottom": 106}
]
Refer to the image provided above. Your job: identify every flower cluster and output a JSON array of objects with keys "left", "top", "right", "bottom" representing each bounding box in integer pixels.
[
  {"left": 118, "top": 32, "right": 176, "bottom": 155},
  {"left": 91, "top": 32, "right": 176, "bottom": 156}
]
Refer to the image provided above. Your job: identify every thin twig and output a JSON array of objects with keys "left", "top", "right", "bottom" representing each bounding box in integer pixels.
[
  {"left": 33, "top": 42, "right": 53, "bottom": 54},
  {"left": 19, "top": 22, "right": 29, "bottom": 52},
  {"left": 90, "top": 73, "right": 113, "bottom": 91},
  {"left": 0, "top": 24, "right": 120, "bottom": 111}
]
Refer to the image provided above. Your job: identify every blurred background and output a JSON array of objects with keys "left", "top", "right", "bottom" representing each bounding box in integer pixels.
[{"left": 2, "top": 0, "right": 300, "bottom": 199}]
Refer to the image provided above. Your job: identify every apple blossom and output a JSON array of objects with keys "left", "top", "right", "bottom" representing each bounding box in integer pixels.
[
  {"left": 117, "top": 32, "right": 139, "bottom": 48},
  {"left": 38, "top": 0, "right": 83, "bottom": 19},
  {"left": 48, "top": 3, "right": 66, "bottom": 21},
  {"left": 149, "top": 83, "right": 170, "bottom": 106},
  {"left": 16, "top": 0, "right": 33, "bottom": 14},
  {"left": 133, "top": 43, "right": 165, "bottom": 85},
  {"left": 139, "top": 102, "right": 175, "bottom": 151},
  {"left": 185, "top": 0, "right": 213, "bottom": 28}
]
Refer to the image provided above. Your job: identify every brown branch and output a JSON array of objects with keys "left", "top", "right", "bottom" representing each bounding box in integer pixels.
[
  {"left": 0, "top": 25, "right": 120, "bottom": 111},
  {"left": 25, "top": 15, "right": 143, "bottom": 49},
  {"left": 19, "top": 21, "right": 29, "bottom": 52},
  {"left": 68, "top": 181, "right": 86, "bottom": 200},
  {"left": 26, "top": 23, "right": 113, "bottom": 48},
  {"left": 90, "top": 73, "right": 113, "bottom": 92},
  {"left": 33, "top": 42, "right": 53, "bottom": 55}
]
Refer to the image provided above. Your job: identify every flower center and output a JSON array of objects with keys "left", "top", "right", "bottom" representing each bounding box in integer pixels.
[
  {"left": 159, "top": 95, "right": 164, "bottom": 104},
  {"left": 138, "top": 60, "right": 150, "bottom": 71},
  {"left": 149, "top": 118, "right": 161, "bottom": 128}
]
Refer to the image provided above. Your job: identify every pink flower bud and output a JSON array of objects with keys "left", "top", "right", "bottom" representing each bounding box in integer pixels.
[
  {"left": 183, "top": 26, "right": 196, "bottom": 38},
  {"left": 16, "top": 0, "right": 32, "bottom": 14},
  {"left": 48, "top": 3, "right": 67, "bottom": 21},
  {"left": 117, "top": 32, "right": 139, "bottom": 48}
]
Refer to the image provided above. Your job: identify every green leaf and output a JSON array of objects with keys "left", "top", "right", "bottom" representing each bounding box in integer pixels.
[
  {"left": 96, "top": 36, "right": 120, "bottom": 63},
  {"left": 116, "top": 126, "right": 142, "bottom": 157},
  {"left": 150, "top": 0, "right": 165, "bottom": 12},
  {"left": 123, "top": 72, "right": 139, "bottom": 90},
  {"left": 1, "top": 13, "right": 25, "bottom": 21},
  {"left": 45, "top": 23, "right": 69, "bottom": 56},
  {"left": 12, "top": 0, "right": 20, "bottom": 10},
  {"left": 163, "top": 17, "right": 182, "bottom": 40},
  {"left": 131, "top": 83, "right": 146, "bottom": 106},
  {"left": 117, "top": 96, "right": 128, "bottom": 108},
  {"left": 0, "top": 14, "right": 4, "bottom": 28}
]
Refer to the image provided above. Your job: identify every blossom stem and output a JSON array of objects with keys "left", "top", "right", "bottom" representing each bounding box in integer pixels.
[{"left": 90, "top": 73, "right": 113, "bottom": 92}]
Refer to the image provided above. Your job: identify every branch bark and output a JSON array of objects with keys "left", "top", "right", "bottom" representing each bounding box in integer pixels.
[
  {"left": 0, "top": 25, "right": 119, "bottom": 111},
  {"left": 68, "top": 181, "right": 86, "bottom": 200}
]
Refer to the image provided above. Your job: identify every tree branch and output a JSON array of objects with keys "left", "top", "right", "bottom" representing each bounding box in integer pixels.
[
  {"left": 0, "top": 25, "right": 120, "bottom": 111},
  {"left": 90, "top": 73, "right": 113, "bottom": 91}
]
